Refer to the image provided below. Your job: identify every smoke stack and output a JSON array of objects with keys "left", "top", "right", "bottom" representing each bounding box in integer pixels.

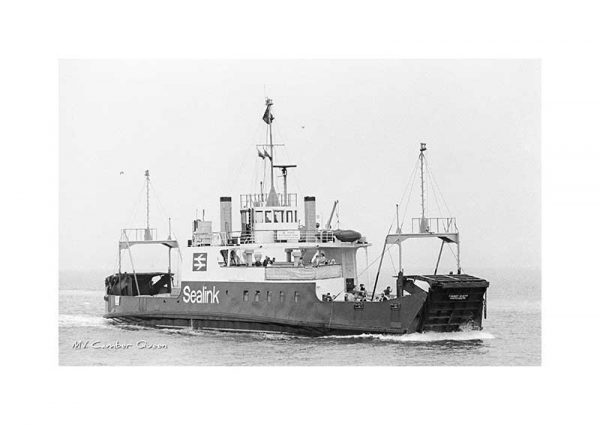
[
  {"left": 304, "top": 196, "right": 316, "bottom": 241},
  {"left": 220, "top": 196, "right": 232, "bottom": 237}
]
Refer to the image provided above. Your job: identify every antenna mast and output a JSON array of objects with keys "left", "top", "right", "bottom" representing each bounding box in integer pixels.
[
  {"left": 419, "top": 143, "right": 428, "bottom": 233},
  {"left": 266, "top": 98, "right": 275, "bottom": 191},
  {"left": 263, "top": 97, "right": 281, "bottom": 207},
  {"left": 144, "top": 170, "right": 152, "bottom": 240}
]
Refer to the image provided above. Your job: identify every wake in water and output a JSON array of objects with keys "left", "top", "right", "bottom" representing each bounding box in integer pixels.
[
  {"left": 59, "top": 314, "right": 149, "bottom": 331},
  {"left": 322, "top": 330, "right": 495, "bottom": 343},
  {"left": 59, "top": 313, "right": 494, "bottom": 343},
  {"left": 59, "top": 314, "right": 110, "bottom": 328}
]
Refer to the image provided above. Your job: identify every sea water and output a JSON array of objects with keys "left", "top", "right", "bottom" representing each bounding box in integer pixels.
[{"left": 59, "top": 267, "right": 540, "bottom": 366}]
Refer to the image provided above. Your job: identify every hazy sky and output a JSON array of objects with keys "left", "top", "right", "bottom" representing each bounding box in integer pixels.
[{"left": 59, "top": 60, "right": 540, "bottom": 276}]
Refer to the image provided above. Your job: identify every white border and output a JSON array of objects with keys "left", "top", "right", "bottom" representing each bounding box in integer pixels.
[{"left": 2, "top": 0, "right": 599, "bottom": 423}]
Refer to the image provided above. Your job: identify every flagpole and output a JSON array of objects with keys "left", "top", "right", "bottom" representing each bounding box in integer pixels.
[{"left": 267, "top": 98, "right": 275, "bottom": 191}]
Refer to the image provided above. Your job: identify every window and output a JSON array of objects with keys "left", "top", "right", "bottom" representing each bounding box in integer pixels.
[
  {"left": 243, "top": 290, "right": 249, "bottom": 302},
  {"left": 286, "top": 211, "right": 294, "bottom": 223},
  {"left": 294, "top": 291, "right": 299, "bottom": 303},
  {"left": 267, "top": 291, "right": 272, "bottom": 303},
  {"left": 254, "top": 290, "right": 260, "bottom": 302},
  {"left": 265, "top": 210, "right": 272, "bottom": 223},
  {"left": 274, "top": 210, "right": 283, "bottom": 223},
  {"left": 280, "top": 291, "right": 285, "bottom": 303},
  {"left": 294, "top": 211, "right": 297, "bottom": 223},
  {"left": 255, "top": 211, "right": 264, "bottom": 223}
]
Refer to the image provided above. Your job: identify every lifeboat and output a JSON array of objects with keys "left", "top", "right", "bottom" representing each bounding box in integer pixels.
[{"left": 333, "top": 229, "right": 362, "bottom": 242}]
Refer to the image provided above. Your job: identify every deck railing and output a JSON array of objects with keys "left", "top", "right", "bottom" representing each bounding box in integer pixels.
[
  {"left": 240, "top": 193, "right": 298, "bottom": 208},
  {"left": 409, "top": 217, "right": 458, "bottom": 234},
  {"left": 192, "top": 228, "right": 336, "bottom": 246},
  {"left": 121, "top": 228, "right": 158, "bottom": 242}
]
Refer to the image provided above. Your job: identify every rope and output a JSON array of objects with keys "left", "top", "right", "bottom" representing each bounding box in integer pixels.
[
  {"left": 122, "top": 233, "right": 140, "bottom": 295},
  {"left": 125, "top": 180, "right": 148, "bottom": 228},
  {"left": 357, "top": 213, "right": 397, "bottom": 278},
  {"left": 396, "top": 157, "right": 419, "bottom": 223},
  {"left": 357, "top": 245, "right": 395, "bottom": 277},
  {"left": 400, "top": 160, "right": 420, "bottom": 230},
  {"left": 386, "top": 246, "right": 398, "bottom": 274},
  {"left": 425, "top": 156, "right": 452, "bottom": 217},
  {"left": 148, "top": 182, "right": 183, "bottom": 260},
  {"left": 426, "top": 164, "right": 443, "bottom": 217}
]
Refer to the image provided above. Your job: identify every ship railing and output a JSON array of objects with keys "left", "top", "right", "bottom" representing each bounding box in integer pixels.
[
  {"left": 205, "top": 229, "right": 336, "bottom": 245},
  {"left": 240, "top": 193, "right": 298, "bottom": 209},
  {"left": 409, "top": 217, "right": 458, "bottom": 234},
  {"left": 120, "top": 228, "right": 158, "bottom": 242}
]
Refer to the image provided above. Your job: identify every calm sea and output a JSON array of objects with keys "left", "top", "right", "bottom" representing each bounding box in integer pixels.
[{"left": 59, "top": 267, "right": 540, "bottom": 366}]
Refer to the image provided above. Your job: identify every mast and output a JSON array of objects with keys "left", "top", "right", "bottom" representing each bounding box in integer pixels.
[
  {"left": 144, "top": 170, "right": 152, "bottom": 240},
  {"left": 263, "top": 97, "right": 280, "bottom": 206},
  {"left": 419, "top": 143, "right": 427, "bottom": 233},
  {"left": 266, "top": 98, "right": 275, "bottom": 191},
  {"left": 274, "top": 165, "right": 296, "bottom": 206}
]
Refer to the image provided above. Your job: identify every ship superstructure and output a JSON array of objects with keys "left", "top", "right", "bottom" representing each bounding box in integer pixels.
[{"left": 104, "top": 98, "right": 489, "bottom": 335}]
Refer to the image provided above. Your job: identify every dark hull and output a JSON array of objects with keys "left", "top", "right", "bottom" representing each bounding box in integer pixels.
[
  {"left": 107, "top": 314, "right": 384, "bottom": 336},
  {"left": 104, "top": 274, "right": 488, "bottom": 336}
]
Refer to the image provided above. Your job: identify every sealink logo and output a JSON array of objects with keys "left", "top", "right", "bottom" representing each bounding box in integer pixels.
[
  {"left": 182, "top": 285, "right": 220, "bottom": 304},
  {"left": 192, "top": 253, "right": 207, "bottom": 271}
]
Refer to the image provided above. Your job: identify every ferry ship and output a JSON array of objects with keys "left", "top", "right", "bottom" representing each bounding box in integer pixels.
[{"left": 104, "top": 98, "right": 489, "bottom": 335}]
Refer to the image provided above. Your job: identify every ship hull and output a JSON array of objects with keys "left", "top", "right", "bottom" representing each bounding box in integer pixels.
[{"left": 104, "top": 275, "right": 488, "bottom": 336}]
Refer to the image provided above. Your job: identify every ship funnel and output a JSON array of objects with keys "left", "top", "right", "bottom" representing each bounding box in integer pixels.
[
  {"left": 304, "top": 196, "right": 316, "bottom": 240},
  {"left": 220, "top": 196, "right": 232, "bottom": 239}
]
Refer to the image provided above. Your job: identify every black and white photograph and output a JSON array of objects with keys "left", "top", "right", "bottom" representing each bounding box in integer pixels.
[
  {"left": 3, "top": 1, "right": 600, "bottom": 424},
  {"left": 59, "top": 59, "right": 540, "bottom": 365}
]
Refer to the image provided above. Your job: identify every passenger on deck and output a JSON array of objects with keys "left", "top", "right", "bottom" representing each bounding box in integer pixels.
[
  {"left": 262, "top": 256, "right": 271, "bottom": 267},
  {"left": 357, "top": 284, "right": 367, "bottom": 301},
  {"left": 312, "top": 251, "right": 328, "bottom": 266},
  {"left": 382, "top": 286, "right": 392, "bottom": 301},
  {"left": 325, "top": 292, "right": 333, "bottom": 302},
  {"left": 229, "top": 250, "right": 241, "bottom": 266}
]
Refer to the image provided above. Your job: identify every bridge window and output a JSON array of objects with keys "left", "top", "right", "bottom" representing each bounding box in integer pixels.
[
  {"left": 286, "top": 211, "right": 294, "bottom": 223},
  {"left": 243, "top": 290, "right": 249, "bottom": 302},
  {"left": 280, "top": 291, "right": 285, "bottom": 303},
  {"left": 255, "top": 210, "right": 264, "bottom": 223},
  {"left": 274, "top": 210, "right": 283, "bottom": 223},
  {"left": 294, "top": 291, "right": 299, "bottom": 303},
  {"left": 267, "top": 291, "right": 272, "bottom": 303},
  {"left": 265, "top": 210, "right": 272, "bottom": 223}
]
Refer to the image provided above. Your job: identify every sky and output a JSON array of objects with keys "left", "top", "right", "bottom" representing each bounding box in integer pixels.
[{"left": 59, "top": 59, "right": 540, "bottom": 277}]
